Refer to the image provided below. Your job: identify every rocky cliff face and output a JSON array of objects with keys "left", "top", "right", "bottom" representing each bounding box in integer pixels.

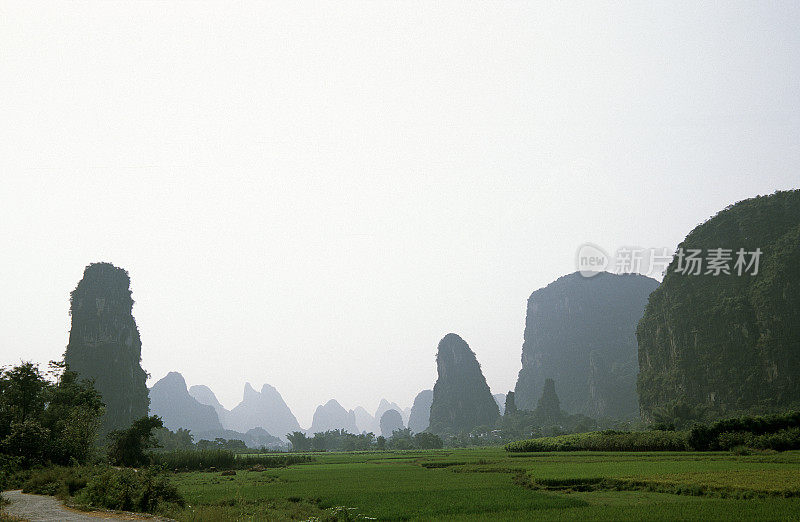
[
  {"left": 189, "top": 385, "right": 230, "bottom": 428},
  {"left": 513, "top": 271, "right": 659, "bottom": 420},
  {"left": 638, "top": 190, "right": 800, "bottom": 420},
  {"left": 379, "top": 409, "right": 404, "bottom": 437},
  {"left": 226, "top": 383, "right": 301, "bottom": 440},
  {"left": 309, "top": 399, "right": 359, "bottom": 434},
  {"left": 149, "top": 372, "right": 223, "bottom": 434},
  {"left": 429, "top": 334, "right": 499, "bottom": 434},
  {"left": 63, "top": 262, "right": 149, "bottom": 433},
  {"left": 407, "top": 389, "right": 433, "bottom": 433}
]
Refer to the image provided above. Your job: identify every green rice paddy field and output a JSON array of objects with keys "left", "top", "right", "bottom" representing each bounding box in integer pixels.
[{"left": 164, "top": 448, "right": 800, "bottom": 521}]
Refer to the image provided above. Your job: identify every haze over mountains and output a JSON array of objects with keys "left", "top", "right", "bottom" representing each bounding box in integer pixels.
[
  {"left": 149, "top": 372, "right": 222, "bottom": 434},
  {"left": 429, "top": 333, "right": 500, "bottom": 434},
  {"left": 152, "top": 371, "right": 418, "bottom": 440},
  {"left": 309, "top": 399, "right": 359, "bottom": 434},
  {"left": 407, "top": 390, "right": 433, "bottom": 434},
  {"left": 514, "top": 272, "right": 659, "bottom": 419},
  {"left": 51, "top": 190, "right": 800, "bottom": 444}
]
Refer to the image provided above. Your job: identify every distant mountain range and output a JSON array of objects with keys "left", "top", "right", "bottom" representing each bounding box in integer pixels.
[
  {"left": 150, "top": 372, "right": 299, "bottom": 445},
  {"left": 309, "top": 399, "right": 359, "bottom": 434},
  {"left": 149, "top": 372, "right": 222, "bottom": 434},
  {"left": 222, "top": 383, "right": 301, "bottom": 439}
]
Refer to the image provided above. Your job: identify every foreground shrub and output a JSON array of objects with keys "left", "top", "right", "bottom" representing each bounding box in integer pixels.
[
  {"left": 149, "top": 449, "right": 312, "bottom": 471},
  {"left": 505, "top": 430, "right": 690, "bottom": 452},
  {"left": 74, "top": 467, "right": 183, "bottom": 513},
  {"left": 717, "top": 427, "right": 800, "bottom": 452},
  {"left": 107, "top": 416, "right": 163, "bottom": 467},
  {"left": 689, "top": 411, "right": 800, "bottom": 451},
  {"left": 21, "top": 466, "right": 91, "bottom": 499}
]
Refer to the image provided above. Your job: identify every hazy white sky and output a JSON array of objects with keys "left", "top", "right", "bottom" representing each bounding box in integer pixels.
[{"left": 1, "top": 1, "right": 798, "bottom": 427}]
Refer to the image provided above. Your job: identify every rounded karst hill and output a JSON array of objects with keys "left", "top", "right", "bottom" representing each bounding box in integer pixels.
[{"left": 637, "top": 190, "right": 800, "bottom": 421}]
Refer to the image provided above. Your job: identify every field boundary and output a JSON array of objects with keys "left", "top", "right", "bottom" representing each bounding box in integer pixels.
[{"left": 512, "top": 473, "right": 800, "bottom": 499}]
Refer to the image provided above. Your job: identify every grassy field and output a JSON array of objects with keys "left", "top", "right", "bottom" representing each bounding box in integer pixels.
[{"left": 161, "top": 448, "right": 800, "bottom": 521}]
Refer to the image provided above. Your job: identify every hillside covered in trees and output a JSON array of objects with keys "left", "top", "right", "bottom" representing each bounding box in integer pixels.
[{"left": 638, "top": 190, "right": 800, "bottom": 422}]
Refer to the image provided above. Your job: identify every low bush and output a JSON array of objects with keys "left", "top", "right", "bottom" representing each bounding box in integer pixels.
[
  {"left": 688, "top": 411, "right": 800, "bottom": 450},
  {"left": 74, "top": 467, "right": 183, "bottom": 513},
  {"left": 21, "top": 466, "right": 91, "bottom": 498},
  {"left": 149, "top": 449, "right": 312, "bottom": 471},
  {"left": 17, "top": 465, "right": 183, "bottom": 514},
  {"left": 716, "top": 427, "right": 800, "bottom": 452},
  {"left": 505, "top": 430, "right": 690, "bottom": 452}
]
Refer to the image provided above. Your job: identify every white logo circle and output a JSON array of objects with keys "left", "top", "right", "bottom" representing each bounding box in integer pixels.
[{"left": 576, "top": 243, "right": 609, "bottom": 277}]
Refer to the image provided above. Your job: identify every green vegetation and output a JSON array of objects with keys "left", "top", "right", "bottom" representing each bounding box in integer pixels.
[
  {"left": 504, "top": 430, "right": 690, "bottom": 452},
  {"left": 0, "top": 361, "right": 104, "bottom": 468},
  {"left": 17, "top": 465, "right": 183, "bottom": 513},
  {"left": 497, "top": 380, "right": 614, "bottom": 443},
  {"left": 2, "top": 376, "right": 799, "bottom": 520},
  {"left": 638, "top": 189, "right": 800, "bottom": 422},
  {"left": 74, "top": 466, "right": 183, "bottom": 512},
  {"left": 155, "top": 448, "right": 800, "bottom": 520},
  {"left": 19, "top": 466, "right": 93, "bottom": 498},
  {"left": 507, "top": 411, "right": 800, "bottom": 453},
  {"left": 107, "top": 415, "right": 164, "bottom": 467},
  {"left": 689, "top": 410, "right": 800, "bottom": 451},
  {"left": 150, "top": 450, "right": 312, "bottom": 471},
  {"left": 285, "top": 428, "right": 443, "bottom": 452}
]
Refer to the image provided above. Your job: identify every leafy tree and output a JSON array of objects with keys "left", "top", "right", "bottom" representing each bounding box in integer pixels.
[
  {"left": 0, "top": 361, "right": 104, "bottom": 467},
  {"left": 107, "top": 415, "right": 163, "bottom": 467},
  {"left": 312, "top": 432, "right": 329, "bottom": 451},
  {"left": 3, "top": 420, "right": 49, "bottom": 467},
  {"left": 388, "top": 428, "right": 414, "bottom": 450},
  {"left": 287, "top": 431, "right": 311, "bottom": 452},
  {"left": 1, "top": 362, "right": 47, "bottom": 425},
  {"left": 41, "top": 367, "right": 104, "bottom": 463},
  {"left": 153, "top": 428, "right": 194, "bottom": 451},
  {"left": 306, "top": 430, "right": 375, "bottom": 452},
  {"left": 194, "top": 437, "right": 247, "bottom": 452},
  {"left": 376, "top": 435, "right": 386, "bottom": 450},
  {"left": 413, "top": 432, "right": 443, "bottom": 449}
]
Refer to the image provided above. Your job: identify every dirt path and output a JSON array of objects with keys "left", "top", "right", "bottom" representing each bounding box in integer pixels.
[{"left": 1, "top": 490, "right": 159, "bottom": 521}]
